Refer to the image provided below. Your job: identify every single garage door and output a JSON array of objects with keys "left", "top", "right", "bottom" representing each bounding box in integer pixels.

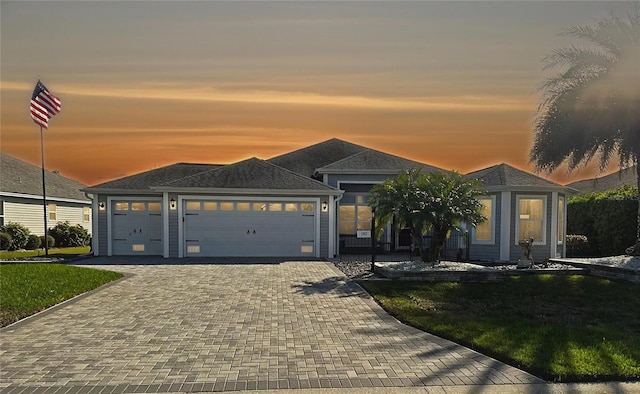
[
  {"left": 183, "top": 200, "right": 316, "bottom": 257},
  {"left": 111, "top": 200, "right": 163, "bottom": 255}
]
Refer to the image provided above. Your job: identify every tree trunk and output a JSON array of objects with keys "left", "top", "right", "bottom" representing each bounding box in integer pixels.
[
  {"left": 427, "top": 227, "right": 448, "bottom": 264},
  {"left": 625, "top": 161, "right": 640, "bottom": 256}
]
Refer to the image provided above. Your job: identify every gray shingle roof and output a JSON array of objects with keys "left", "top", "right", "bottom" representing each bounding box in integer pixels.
[
  {"left": 316, "top": 148, "right": 445, "bottom": 173},
  {"left": 567, "top": 166, "right": 637, "bottom": 193},
  {"left": 268, "top": 138, "right": 367, "bottom": 177},
  {"left": 164, "top": 157, "right": 338, "bottom": 191},
  {"left": 466, "top": 163, "right": 563, "bottom": 188},
  {"left": 1, "top": 153, "right": 89, "bottom": 201},
  {"left": 88, "top": 163, "right": 222, "bottom": 190}
]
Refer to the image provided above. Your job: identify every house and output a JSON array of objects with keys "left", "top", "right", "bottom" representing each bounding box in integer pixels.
[
  {"left": 568, "top": 165, "right": 637, "bottom": 193},
  {"left": 83, "top": 139, "right": 571, "bottom": 262},
  {"left": 0, "top": 153, "right": 91, "bottom": 235},
  {"left": 466, "top": 164, "right": 575, "bottom": 262}
]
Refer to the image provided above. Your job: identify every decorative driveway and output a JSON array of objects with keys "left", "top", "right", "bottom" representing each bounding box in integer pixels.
[{"left": 0, "top": 258, "right": 542, "bottom": 393}]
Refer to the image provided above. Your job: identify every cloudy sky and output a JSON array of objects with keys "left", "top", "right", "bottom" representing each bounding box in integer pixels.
[{"left": 1, "top": 1, "right": 635, "bottom": 185}]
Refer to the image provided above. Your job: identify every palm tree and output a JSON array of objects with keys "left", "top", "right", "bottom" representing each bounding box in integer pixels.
[
  {"left": 530, "top": 6, "right": 640, "bottom": 255},
  {"left": 370, "top": 169, "right": 487, "bottom": 263}
]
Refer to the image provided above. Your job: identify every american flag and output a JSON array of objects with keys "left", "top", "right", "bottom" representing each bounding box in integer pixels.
[{"left": 30, "top": 80, "right": 62, "bottom": 129}]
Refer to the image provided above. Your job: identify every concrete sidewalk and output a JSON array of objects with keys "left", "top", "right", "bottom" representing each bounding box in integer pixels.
[{"left": 0, "top": 258, "right": 634, "bottom": 393}]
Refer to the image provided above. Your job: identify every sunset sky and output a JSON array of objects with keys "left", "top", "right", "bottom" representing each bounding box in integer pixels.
[{"left": 1, "top": 1, "right": 635, "bottom": 186}]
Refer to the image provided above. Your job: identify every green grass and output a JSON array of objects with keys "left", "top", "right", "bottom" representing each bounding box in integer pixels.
[
  {"left": 358, "top": 275, "right": 640, "bottom": 382},
  {"left": 0, "top": 246, "right": 91, "bottom": 260},
  {"left": 0, "top": 263, "right": 123, "bottom": 327}
]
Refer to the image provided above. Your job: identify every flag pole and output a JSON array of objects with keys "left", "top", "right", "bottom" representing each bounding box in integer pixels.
[{"left": 40, "top": 126, "right": 49, "bottom": 257}]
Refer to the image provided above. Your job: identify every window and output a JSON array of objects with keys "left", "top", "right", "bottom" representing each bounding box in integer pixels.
[
  {"left": 131, "top": 202, "right": 145, "bottom": 211},
  {"left": 203, "top": 202, "right": 217, "bottom": 211},
  {"left": 558, "top": 196, "right": 565, "bottom": 245},
  {"left": 339, "top": 194, "right": 372, "bottom": 235},
  {"left": 115, "top": 202, "right": 129, "bottom": 211},
  {"left": 253, "top": 202, "right": 266, "bottom": 211},
  {"left": 237, "top": 202, "right": 250, "bottom": 211},
  {"left": 517, "top": 196, "right": 546, "bottom": 244},
  {"left": 285, "top": 203, "right": 298, "bottom": 212},
  {"left": 301, "top": 203, "right": 314, "bottom": 212},
  {"left": 220, "top": 202, "right": 234, "bottom": 211},
  {"left": 148, "top": 202, "right": 161, "bottom": 211},
  {"left": 339, "top": 205, "right": 356, "bottom": 234},
  {"left": 83, "top": 207, "right": 91, "bottom": 222},
  {"left": 186, "top": 201, "right": 201, "bottom": 211},
  {"left": 473, "top": 196, "right": 494, "bottom": 243},
  {"left": 48, "top": 204, "right": 57, "bottom": 220},
  {"left": 269, "top": 203, "right": 282, "bottom": 212}
]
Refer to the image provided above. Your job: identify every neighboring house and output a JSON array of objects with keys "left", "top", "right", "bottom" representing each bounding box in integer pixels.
[
  {"left": 0, "top": 153, "right": 91, "bottom": 235},
  {"left": 465, "top": 164, "right": 575, "bottom": 262},
  {"left": 83, "top": 138, "right": 571, "bottom": 261},
  {"left": 568, "top": 165, "right": 637, "bottom": 193}
]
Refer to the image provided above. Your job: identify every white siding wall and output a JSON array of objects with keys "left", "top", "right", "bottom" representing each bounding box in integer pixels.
[{"left": 3, "top": 199, "right": 91, "bottom": 236}]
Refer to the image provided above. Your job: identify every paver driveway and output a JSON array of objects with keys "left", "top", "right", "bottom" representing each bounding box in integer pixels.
[{"left": 0, "top": 258, "right": 542, "bottom": 393}]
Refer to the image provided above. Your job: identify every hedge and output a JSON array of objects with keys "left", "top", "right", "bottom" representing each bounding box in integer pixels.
[{"left": 567, "top": 185, "right": 638, "bottom": 257}]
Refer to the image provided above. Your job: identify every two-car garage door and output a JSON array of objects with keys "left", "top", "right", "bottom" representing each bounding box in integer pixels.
[
  {"left": 183, "top": 200, "right": 317, "bottom": 257},
  {"left": 110, "top": 198, "right": 318, "bottom": 257}
]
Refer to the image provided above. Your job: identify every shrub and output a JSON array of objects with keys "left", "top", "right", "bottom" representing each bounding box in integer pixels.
[
  {"left": 566, "top": 235, "right": 589, "bottom": 257},
  {"left": 568, "top": 185, "right": 638, "bottom": 257},
  {"left": 39, "top": 235, "right": 55, "bottom": 249},
  {"left": 49, "top": 222, "right": 90, "bottom": 247},
  {"left": 0, "top": 223, "right": 31, "bottom": 251},
  {"left": 25, "top": 234, "right": 42, "bottom": 250},
  {"left": 0, "top": 232, "right": 12, "bottom": 250}
]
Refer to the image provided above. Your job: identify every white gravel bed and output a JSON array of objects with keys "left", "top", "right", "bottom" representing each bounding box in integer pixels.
[{"left": 566, "top": 255, "right": 640, "bottom": 271}]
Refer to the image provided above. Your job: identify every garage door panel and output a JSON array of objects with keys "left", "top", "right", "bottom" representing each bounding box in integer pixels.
[
  {"left": 184, "top": 200, "right": 316, "bottom": 257},
  {"left": 111, "top": 201, "right": 163, "bottom": 256}
]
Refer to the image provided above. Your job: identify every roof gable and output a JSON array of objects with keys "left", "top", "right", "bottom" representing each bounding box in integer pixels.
[
  {"left": 466, "top": 163, "right": 562, "bottom": 188},
  {"left": 268, "top": 138, "right": 367, "bottom": 177},
  {"left": 316, "top": 148, "right": 444, "bottom": 173},
  {"left": 164, "top": 157, "right": 337, "bottom": 191},
  {"left": 1, "top": 153, "right": 88, "bottom": 201},
  {"left": 89, "top": 163, "right": 222, "bottom": 190}
]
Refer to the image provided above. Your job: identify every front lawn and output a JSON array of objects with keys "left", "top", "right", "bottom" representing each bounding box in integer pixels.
[
  {"left": 0, "top": 246, "right": 91, "bottom": 260},
  {"left": 0, "top": 263, "right": 123, "bottom": 327},
  {"left": 359, "top": 275, "right": 640, "bottom": 382}
]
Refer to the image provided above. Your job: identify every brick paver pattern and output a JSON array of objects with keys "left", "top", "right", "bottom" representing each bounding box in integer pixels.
[{"left": 0, "top": 259, "right": 543, "bottom": 393}]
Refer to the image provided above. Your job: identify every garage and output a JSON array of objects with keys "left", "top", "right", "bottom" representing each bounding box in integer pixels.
[
  {"left": 111, "top": 200, "right": 163, "bottom": 255},
  {"left": 182, "top": 199, "right": 317, "bottom": 257}
]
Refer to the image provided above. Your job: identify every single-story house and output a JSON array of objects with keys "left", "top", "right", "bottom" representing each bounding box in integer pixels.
[
  {"left": 0, "top": 153, "right": 92, "bottom": 235},
  {"left": 568, "top": 165, "right": 637, "bottom": 193},
  {"left": 83, "top": 138, "right": 573, "bottom": 262}
]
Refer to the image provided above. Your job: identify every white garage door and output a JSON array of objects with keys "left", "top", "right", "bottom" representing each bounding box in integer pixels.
[
  {"left": 183, "top": 200, "right": 316, "bottom": 257},
  {"left": 111, "top": 200, "right": 163, "bottom": 255}
]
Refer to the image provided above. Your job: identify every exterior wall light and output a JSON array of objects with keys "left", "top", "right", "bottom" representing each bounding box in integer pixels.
[
  {"left": 98, "top": 202, "right": 106, "bottom": 211},
  {"left": 321, "top": 201, "right": 329, "bottom": 212},
  {"left": 169, "top": 198, "right": 177, "bottom": 210}
]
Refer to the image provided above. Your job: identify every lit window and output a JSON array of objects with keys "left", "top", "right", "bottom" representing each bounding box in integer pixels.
[
  {"left": 83, "top": 207, "right": 91, "bottom": 222},
  {"left": 517, "top": 196, "right": 546, "bottom": 243},
  {"left": 473, "top": 196, "right": 494, "bottom": 243},
  {"left": 115, "top": 202, "right": 129, "bottom": 211},
  {"left": 357, "top": 206, "right": 372, "bottom": 231},
  {"left": 285, "top": 203, "right": 298, "bottom": 212},
  {"left": 269, "top": 203, "right": 282, "bottom": 212},
  {"left": 48, "top": 204, "right": 57, "bottom": 220},
  {"left": 131, "top": 202, "right": 145, "bottom": 211},
  {"left": 301, "top": 245, "right": 313, "bottom": 253},
  {"left": 220, "top": 202, "right": 234, "bottom": 211},
  {"left": 203, "top": 202, "right": 217, "bottom": 211},
  {"left": 132, "top": 244, "right": 145, "bottom": 252},
  {"left": 187, "top": 245, "right": 200, "bottom": 253},
  {"left": 253, "top": 202, "right": 266, "bottom": 211},
  {"left": 301, "top": 203, "right": 314, "bottom": 212},
  {"left": 339, "top": 205, "right": 356, "bottom": 234},
  {"left": 237, "top": 202, "right": 250, "bottom": 211},
  {"left": 186, "top": 201, "right": 201, "bottom": 211},
  {"left": 148, "top": 202, "right": 161, "bottom": 211}
]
